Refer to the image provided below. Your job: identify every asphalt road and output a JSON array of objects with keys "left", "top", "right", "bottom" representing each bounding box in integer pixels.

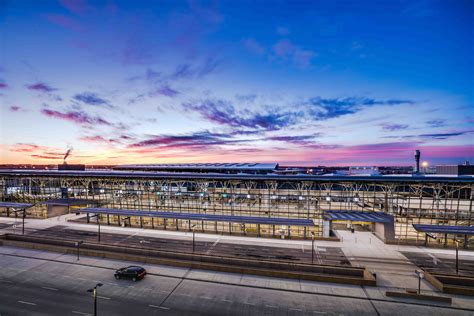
[
  {"left": 27, "top": 225, "right": 349, "bottom": 265},
  {"left": 0, "top": 251, "right": 472, "bottom": 316}
]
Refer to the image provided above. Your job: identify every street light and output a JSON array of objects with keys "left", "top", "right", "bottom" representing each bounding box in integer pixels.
[
  {"left": 75, "top": 240, "right": 84, "bottom": 261},
  {"left": 89, "top": 214, "right": 101, "bottom": 242},
  {"left": 311, "top": 232, "right": 315, "bottom": 264},
  {"left": 454, "top": 238, "right": 460, "bottom": 275},
  {"left": 415, "top": 269, "right": 424, "bottom": 294},
  {"left": 87, "top": 283, "right": 103, "bottom": 316},
  {"left": 191, "top": 224, "right": 197, "bottom": 253}
]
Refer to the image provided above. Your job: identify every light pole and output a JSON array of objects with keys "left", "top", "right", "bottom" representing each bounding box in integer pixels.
[
  {"left": 311, "top": 232, "right": 315, "bottom": 264},
  {"left": 75, "top": 240, "right": 84, "bottom": 261},
  {"left": 191, "top": 224, "right": 196, "bottom": 253},
  {"left": 454, "top": 239, "right": 460, "bottom": 275},
  {"left": 415, "top": 269, "right": 424, "bottom": 294},
  {"left": 89, "top": 214, "right": 101, "bottom": 242},
  {"left": 87, "top": 283, "right": 103, "bottom": 316}
]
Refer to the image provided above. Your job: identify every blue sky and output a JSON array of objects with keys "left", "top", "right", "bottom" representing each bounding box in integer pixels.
[{"left": 0, "top": 0, "right": 472, "bottom": 165}]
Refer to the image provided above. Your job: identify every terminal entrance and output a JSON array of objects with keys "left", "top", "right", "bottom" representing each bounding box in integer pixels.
[{"left": 323, "top": 210, "right": 395, "bottom": 242}]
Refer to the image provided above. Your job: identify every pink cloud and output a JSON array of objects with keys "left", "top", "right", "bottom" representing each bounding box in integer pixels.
[{"left": 40, "top": 109, "right": 111, "bottom": 126}]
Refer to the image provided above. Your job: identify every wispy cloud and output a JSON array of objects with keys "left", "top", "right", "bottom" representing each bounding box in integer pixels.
[
  {"left": 9, "top": 106, "right": 21, "bottom": 112},
  {"left": 149, "top": 85, "right": 179, "bottom": 97},
  {"left": 0, "top": 80, "right": 7, "bottom": 89},
  {"left": 27, "top": 82, "right": 57, "bottom": 93},
  {"left": 306, "top": 97, "right": 414, "bottom": 120},
  {"left": 184, "top": 98, "right": 296, "bottom": 131},
  {"left": 128, "top": 130, "right": 242, "bottom": 151},
  {"left": 381, "top": 123, "right": 409, "bottom": 131},
  {"left": 73, "top": 92, "right": 111, "bottom": 107},
  {"left": 426, "top": 119, "right": 446, "bottom": 128},
  {"left": 272, "top": 39, "right": 316, "bottom": 68},
  {"left": 40, "top": 109, "right": 111, "bottom": 126}
]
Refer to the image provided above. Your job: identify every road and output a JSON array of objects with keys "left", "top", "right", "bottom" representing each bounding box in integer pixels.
[{"left": 0, "top": 248, "right": 473, "bottom": 316}]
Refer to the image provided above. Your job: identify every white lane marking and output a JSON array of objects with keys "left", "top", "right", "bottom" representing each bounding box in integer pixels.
[
  {"left": 200, "top": 296, "right": 212, "bottom": 300},
  {"left": 41, "top": 286, "right": 58, "bottom": 291},
  {"left": 72, "top": 311, "right": 92, "bottom": 316},
  {"left": 221, "top": 299, "right": 233, "bottom": 303},
  {"left": 265, "top": 305, "right": 277, "bottom": 308},
  {"left": 301, "top": 244, "right": 305, "bottom": 253},
  {"left": 18, "top": 301, "right": 36, "bottom": 306},
  {"left": 149, "top": 305, "right": 160, "bottom": 308},
  {"left": 0, "top": 279, "right": 13, "bottom": 283},
  {"left": 158, "top": 306, "right": 170, "bottom": 310},
  {"left": 97, "top": 295, "right": 110, "bottom": 300}
]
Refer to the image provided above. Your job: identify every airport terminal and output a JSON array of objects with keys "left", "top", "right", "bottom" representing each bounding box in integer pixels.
[{"left": 0, "top": 153, "right": 472, "bottom": 247}]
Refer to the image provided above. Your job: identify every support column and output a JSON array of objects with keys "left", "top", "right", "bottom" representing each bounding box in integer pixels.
[
  {"left": 6, "top": 207, "right": 10, "bottom": 217},
  {"left": 257, "top": 224, "right": 260, "bottom": 237}
]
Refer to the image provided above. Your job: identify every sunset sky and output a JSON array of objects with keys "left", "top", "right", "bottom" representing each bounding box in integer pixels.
[{"left": 0, "top": 0, "right": 472, "bottom": 166}]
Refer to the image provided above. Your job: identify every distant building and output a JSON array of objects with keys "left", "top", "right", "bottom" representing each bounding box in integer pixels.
[
  {"left": 348, "top": 166, "right": 380, "bottom": 176},
  {"left": 436, "top": 162, "right": 474, "bottom": 175},
  {"left": 113, "top": 163, "right": 279, "bottom": 175}
]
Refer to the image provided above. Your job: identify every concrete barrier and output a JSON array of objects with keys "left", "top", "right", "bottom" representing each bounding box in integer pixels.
[
  {"left": 423, "top": 271, "right": 474, "bottom": 296},
  {"left": 0, "top": 234, "right": 375, "bottom": 286}
]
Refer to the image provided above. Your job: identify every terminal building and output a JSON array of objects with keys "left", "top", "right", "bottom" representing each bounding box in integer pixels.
[{"left": 0, "top": 164, "right": 473, "bottom": 245}]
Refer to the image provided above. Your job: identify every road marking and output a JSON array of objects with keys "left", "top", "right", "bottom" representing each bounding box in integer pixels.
[
  {"left": 41, "top": 286, "right": 58, "bottom": 291},
  {"left": 200, "top": 296, "right": 212, "bottom": 300},
  {"left": 158, "top": 306, "right": 170, "bottom": 310},
  {"left": 72, "top": 311, "right": 92, "bottom": 316},
  {"left": 290, "top": 308, "right": 303, "bottom": 312},
  {"left": 221, "top": 299, "right": 233, "bottom": 303},
  {"left": 301, "top": 245, "right": 305, "bottom": 253},
  {"left": 313, "top": 311, "right": 327, "bottom": 315},
  {"left": 265, "top": 305, "right": 277, "bottom": 308},
  {"left": 18, "top": 301, "right": 36, "bottom": 306},
  {"left": 149, "top": 305, "right": 160, "bottom": 308},
  {"left": 97, "top": 295, "right": 110, "bottom": 300}
]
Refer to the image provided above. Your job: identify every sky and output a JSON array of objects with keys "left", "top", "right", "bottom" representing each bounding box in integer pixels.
[{"left": 0, "top": 0, "right": 473, "bottom": 166}]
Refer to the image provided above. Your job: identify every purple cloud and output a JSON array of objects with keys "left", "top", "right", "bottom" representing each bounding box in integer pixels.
[
  {"left": 129, "top": 131, "right": 242, "bottom": 151},
  {"left": 306, "top": 97, "right": 414, "bottom": 120},
  {"left": 426, "top": 119, "right": 446, "bottom": 128},
  {"left": 73, "top": 92, "right": 110, "bottom": 107},
  {"left": 381, "top": 123, "right": 409, "bottom": 131},
  {"left": 0, "top": 81, "right": 7, "bottom": 89},
  {"left": 268, "top": 135, "right": 320, "bottom": 145},
  {"left": 9, "top": 106, "right": 21, "bottom": 112},
  {"left": 40, "top": 109, "right": 111, "bottom": 126},
  {"left": 185, "top": 99, "right": 296, "bottom": 131},
  {"left": 150, "top": 85, "right": 179, "bottom": 98},
  {"left": 27, "top": 82, "right": 57, "bottom": 93}
]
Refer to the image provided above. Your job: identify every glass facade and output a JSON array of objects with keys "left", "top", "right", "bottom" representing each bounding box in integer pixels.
[{"left": 0, "top": 171, "right": 472, "bottom": 242}]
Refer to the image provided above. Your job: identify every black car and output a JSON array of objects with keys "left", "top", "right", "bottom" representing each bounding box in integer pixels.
[{"left": 114, "top": 266, "right": 147, "bottom": 282}]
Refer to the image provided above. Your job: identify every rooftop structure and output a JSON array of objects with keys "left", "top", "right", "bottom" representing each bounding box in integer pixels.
[{"left": 113, "top": 163, "right": 279, "bottom": 174}]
